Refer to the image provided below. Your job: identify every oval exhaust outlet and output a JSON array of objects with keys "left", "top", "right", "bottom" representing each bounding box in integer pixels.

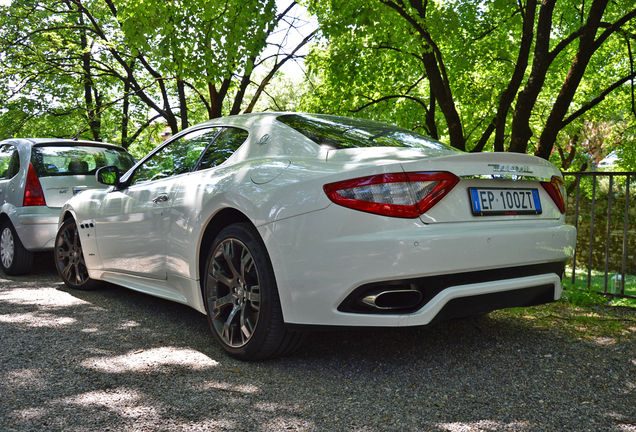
[{"left": 362, "top": 289, "right": 423, "bottom": 310}]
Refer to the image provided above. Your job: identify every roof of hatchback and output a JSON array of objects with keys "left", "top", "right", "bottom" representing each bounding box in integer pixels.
[{"left": 0, "top": 137, "right": 126, "bottom": 150}]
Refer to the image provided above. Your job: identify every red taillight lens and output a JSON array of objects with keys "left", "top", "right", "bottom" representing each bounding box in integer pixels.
[
  {"left": 323, "top": 172, "right": 460, "bottom": 218},
  {"left": 541, "top": 175, "right": 566, "bottom": 214},
  {"left": 23, "top": 163, "right": 46, "bottom": 206}
]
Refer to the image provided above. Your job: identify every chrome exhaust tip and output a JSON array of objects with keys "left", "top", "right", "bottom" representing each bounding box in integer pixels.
[{"left": 361, "top": 289, "right": 423, "bottom": 310}]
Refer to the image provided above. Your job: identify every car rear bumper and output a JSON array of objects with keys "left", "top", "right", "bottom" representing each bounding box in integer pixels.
[
  {"left": 260, "top": 204, "right": 576, "bottom": 328},
  {"left": 12, "top": 209, "right": 60, "bottom": 251}
]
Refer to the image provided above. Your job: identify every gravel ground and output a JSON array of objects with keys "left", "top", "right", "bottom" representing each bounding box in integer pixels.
[{"left": 1, "top": 253, "right": 636, "bottom": 432}]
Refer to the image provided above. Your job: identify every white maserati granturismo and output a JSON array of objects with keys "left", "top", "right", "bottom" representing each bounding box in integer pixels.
[{"left": 54, "top": 113, "right": 576, "bottom": 360}]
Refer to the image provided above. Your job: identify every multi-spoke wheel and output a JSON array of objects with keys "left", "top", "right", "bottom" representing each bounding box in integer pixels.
[
  {"left": 54, "top": 218, "right": 101, "bottom": 290},
  {"left": 0, "top": 220, "right": 33, "bottom": 276},
  {"left": 204, "top": 223, "right": 305, "bottom": 360}
]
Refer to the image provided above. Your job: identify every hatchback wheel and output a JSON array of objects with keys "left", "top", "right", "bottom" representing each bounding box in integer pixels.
[
  {"left": 204, "top": 223, "right": 305, "bottom": 360},
  {"left": 54, "top": 218, "right": 101, "bottom": 290},
  {"left": 0, "top": 221, "right": 34, "bottom": 276}
]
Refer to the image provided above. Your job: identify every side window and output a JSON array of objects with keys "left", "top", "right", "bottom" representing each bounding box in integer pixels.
[
  {"left": 8, "top": 150, "right": 20, "bottom": 178},
  {"left": 0, "top": 145, "right": 18, "bottom": 179},
  {"left": 197, "top": 127, "right": 249, "bottom": 171},
  {"left": 130, "top": 128, "right": 220, "bottom": 186}
]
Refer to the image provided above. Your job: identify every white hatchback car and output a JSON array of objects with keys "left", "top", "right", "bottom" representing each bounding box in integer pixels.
[
  {"left": 0, "top": 138, "right": 136, "bottom": 275},
  {"left": 55, "top": 113, "right": 576, "bottom": 360}
]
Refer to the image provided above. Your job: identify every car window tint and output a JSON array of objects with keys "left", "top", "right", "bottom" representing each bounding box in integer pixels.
[
  {"left": 31, "top": 145, "right": 136, "bottom": 177},
  {"left": 197, "top": 127, "right": 249, "bottom": 171},
  {"left": 276, "top": 114, "right": 462, "bottom": 154},
  {"left": 131, "top": 128, "right": 220, "bottom": 185},
  {"left": 0, "top": 145, "right": 16, "bottom": 179}
]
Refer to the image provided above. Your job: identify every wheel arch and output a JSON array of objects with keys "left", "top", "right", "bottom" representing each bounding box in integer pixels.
[
  {"left": 59, "top": 209, "right": 75, "bottom": 223},
  {"left": 0, "top": 202, "right": 19, "bottom": 229},
  {"left": 197, "top": 208, "right": 253, "bottom": 297},
  {"left": 0, "top": 211, "right": 10, "bottom": 227}
]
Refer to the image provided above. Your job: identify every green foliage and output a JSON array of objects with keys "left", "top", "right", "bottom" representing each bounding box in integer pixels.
[
  {"left": 249, "top": 73, "right": 310, "bottom": 113},
  {"left": 562, "top": 288, "right": 608, "bottom": 307},
  {"left": 115, "top": 0, "right": 277, "bottom": 83},
  {"left": 0, "top": 0, "right": 312, "bottom": 147},
  {"left": 615, "top": 118, "right": 636, "bottom": 171},
  {"left": 303, "top": 0, "right": 636, "bottom": 160}
]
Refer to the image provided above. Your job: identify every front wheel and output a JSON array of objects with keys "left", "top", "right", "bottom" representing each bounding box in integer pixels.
[
  {"left": 54, "top": 218, "right": 102, "bottom": 290},
  {"left": 204, "top": 223, "right": 304, "bottom": 360},
  {"left": 0, "top": 220, "right": 34, "bottom": 276}
]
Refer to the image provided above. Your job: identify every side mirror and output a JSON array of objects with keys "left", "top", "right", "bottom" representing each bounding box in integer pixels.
[{"left": 96, "top": 166, "right": 120, "bottom": 186}]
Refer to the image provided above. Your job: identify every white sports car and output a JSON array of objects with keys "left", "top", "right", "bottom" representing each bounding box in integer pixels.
[{"left": 55, "top": 113, "right": 576, "bottom": 360}]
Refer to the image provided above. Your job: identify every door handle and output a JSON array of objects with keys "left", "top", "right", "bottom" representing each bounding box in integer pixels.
[{"left": 152, "top": 194, "right": 169, "bottom": 203}]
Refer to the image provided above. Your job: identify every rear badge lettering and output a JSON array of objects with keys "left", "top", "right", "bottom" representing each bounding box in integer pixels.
[{"left": 488, "top": 164, "right": 533, "bottom": 174}]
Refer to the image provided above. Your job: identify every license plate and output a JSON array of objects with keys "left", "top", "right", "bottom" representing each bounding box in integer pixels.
[{"left": 469, "top": 188, "right": 542, "bottom": 215}]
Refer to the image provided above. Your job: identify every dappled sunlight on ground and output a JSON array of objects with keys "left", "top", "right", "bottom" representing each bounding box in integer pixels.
[
  {"left": 59, "top": 388, "right": 155, "bottom": 419},
  {"left": 4, "top": 369, "right": 48, "bottom": 391},
  {"left": 0, "top": 311, "right": 76, "bottom": 327},
  {"left": 203, "top": 381, "right": 260, "bottom": 394},
  {"left": 262, "top": 416, "right": 316, "bottom": 431},
  {"left": 81, "top": 347, "right": 220, "bottom": 373},
  {"left": 7, "top": 406, "right": 48, "bottom": 422},
  {"left": 1, "top": 263, "right": 635, "bottom": 431},
  {"left": 0, "top": 287, "right": 90, "bottom": 308},
  {"left": 591, "top": 336, "right": 617, "bottom": 345},
  {"left": 439, "top": 420, "right": 531, "bottom": 431}
]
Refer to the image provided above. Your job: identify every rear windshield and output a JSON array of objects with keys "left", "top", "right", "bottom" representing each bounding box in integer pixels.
[
  {"left": 31, "top": 145, "right": 136, "bottom": 177},
  {"left": 276, "top": 114, "right": 462, "bottom": 154}
]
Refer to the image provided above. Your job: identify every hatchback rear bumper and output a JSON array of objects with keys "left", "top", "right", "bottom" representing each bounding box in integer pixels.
[{"left": 13, "top": 210, "right": 59, "bottom": 251}]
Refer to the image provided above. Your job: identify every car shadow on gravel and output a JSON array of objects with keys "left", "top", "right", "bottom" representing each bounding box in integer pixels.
[{"left": 1, "top": 261, "right": 635, "bottom": 431}]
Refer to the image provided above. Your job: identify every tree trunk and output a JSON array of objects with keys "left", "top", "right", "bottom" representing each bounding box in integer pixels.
[
  {"left": 381, "top": 0, "right": 466, "bottom": 151},
  {"left": 78, "top": 11, "right": 100, "bottom": 141},
  {"left": 508, "top": 0, "right": 557, "bottom": 154},
  {"left": 208, "top": 78, "right": 232, "bottom": 119},
  {"left": 177, "top": 78, "right": 188, "bottom": 130},
  {"left": 493, "top": 0, "right": 536, "bottom": 152},
  {"left": 535, "top": 0, "right": 610, "bottom": 160}
]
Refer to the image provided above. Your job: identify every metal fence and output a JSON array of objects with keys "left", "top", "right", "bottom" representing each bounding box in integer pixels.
[{"left": 563, "top": 171, "right": 635, "bottom": 298}]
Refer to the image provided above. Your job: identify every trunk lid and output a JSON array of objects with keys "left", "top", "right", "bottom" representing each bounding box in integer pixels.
[
  {"left": 327, "top": 148, "right": 564, "bottom": 223},
  {"left": 399, "top": 152, "right": 563, "bottom": 223},
  {"left": 38, "top": 175, "right": 106, "bottom": 208}
]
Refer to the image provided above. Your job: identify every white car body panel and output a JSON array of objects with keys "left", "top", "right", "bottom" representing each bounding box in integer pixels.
[
  {"left": 95, "top": 175, "right": 185, "bottom": 279},
  {"left": 262, "top": 204, "right": 574, "bottom": 326},
  {"left": 58, "top": 112, "right": 576, "bottom": 332}
]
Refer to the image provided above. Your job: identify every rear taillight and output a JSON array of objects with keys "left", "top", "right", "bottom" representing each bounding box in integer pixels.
[
  {"left": 323, "top": 172, "right": 460, "bottom": 218},
  {"left": 23, "top": 163, "right": 46, "bottom": 206},
  {"left": 541, "top": 175, "right": 566, "bottom": 214}
]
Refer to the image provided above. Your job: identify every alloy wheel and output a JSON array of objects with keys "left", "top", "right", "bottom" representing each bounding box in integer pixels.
[
  {"left": 55, "top": 220, "right": 90, "bottom": 286},
  {"left": 0, "top": 227, "right": 14, "bottom": 269},
  {"left": 206, "top": 237, "right": 261, "bottom": 349}
]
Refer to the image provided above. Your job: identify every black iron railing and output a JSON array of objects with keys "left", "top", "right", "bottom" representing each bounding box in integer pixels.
[{"left": 563, "top": 172, "right": 635, "bottom": 298}]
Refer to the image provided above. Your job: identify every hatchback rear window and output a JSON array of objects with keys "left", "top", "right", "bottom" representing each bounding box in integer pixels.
[
  {"left": 31, "top": 145, "right": 136, "bottom": 177},
  {"left": 276, "top": 113, "right": 462, "bottom": 154}
]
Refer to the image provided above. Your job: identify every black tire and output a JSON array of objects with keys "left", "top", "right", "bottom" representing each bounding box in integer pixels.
[
  {"left": 203, "top": 223, "right": 305, "bottom": 360},
  {"left": 0, "top": 220, "right": 34, "bottom": 276},
  {"left": 54, "top": 218, "right": 102, "bottom": 290}
]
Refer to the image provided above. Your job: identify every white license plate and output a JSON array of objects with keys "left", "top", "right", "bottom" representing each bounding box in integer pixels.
[{"left": 469, "top": 188, "right": 542, "bottom": 215}]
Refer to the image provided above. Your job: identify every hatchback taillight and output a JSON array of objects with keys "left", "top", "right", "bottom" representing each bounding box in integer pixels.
[
  {"left": 23, "top": 163, "right": 46, "bottom": 206},
  {"left": 324, "top": 172, "right": 460, "bottom": 218},
  {"left": 541, "top": 175, "right": 566, "bottom": 214}
]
